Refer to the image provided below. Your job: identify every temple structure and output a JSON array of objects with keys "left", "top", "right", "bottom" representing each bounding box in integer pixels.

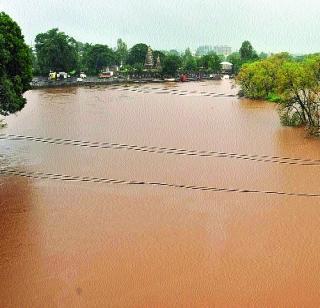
[
  {"left": 156, "top": 55, "right": 161, "bottom": 69},
  {"left": 144, "top": 46, "right": 154, "bottom": 69}
]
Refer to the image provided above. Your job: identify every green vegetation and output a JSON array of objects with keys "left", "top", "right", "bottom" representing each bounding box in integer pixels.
[
  {"left": 30, "top": 28, "right": 266, "bottom": 79},
  {"left": 31, "top": 29, "right": 265, "bottom": 77},
  {"left": 35, "top": 28, "right": 78, "bottom": 75},
  {"left": 239, "top": 40, "right": 259, "bottom": 62},
  {"left": 81, "top": 44, "right": 116, "bottom": 75},
  {"left": 0, "top": 12, "right": 32, "bottom": 116},
  {"left": 30, "top": 27, "right": 266, "bottom": 78},
  {"left": 127, "top": 43, "right": 149, "bottom": 66},
  {"left": 237, "top": 53, "right": 320, "bottom": 135},
  {"left": 162, "top": 54, "right": 182, "bottom": 77},
  {"left": 197, "top": 52, "right": 222, "bottom": 73},
  {"left": 115, "top": 38, "right": 128, "bottom": 65}
]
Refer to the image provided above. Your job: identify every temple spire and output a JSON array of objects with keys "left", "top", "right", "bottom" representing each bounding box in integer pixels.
[
  {"left": 156, "top": 55, "right": 161, "bottom": 69},
  {"left": 144, "top": 46, "right": 154, "bottom": 69}
]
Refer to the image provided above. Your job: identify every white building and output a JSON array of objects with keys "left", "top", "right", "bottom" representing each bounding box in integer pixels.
[{"left": 220, "top": 61, "right": 233, "bottom": 73}]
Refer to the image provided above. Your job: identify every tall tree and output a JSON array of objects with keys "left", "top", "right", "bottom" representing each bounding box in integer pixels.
[
  {"left": 0, "top": 12, "right": 32, "bottom": 116},
  {"left": 239, "top": 40, "right": 258, "bottom": 62},
  {"left": 127, "top": 43, "right": 148, "bottom": 66},
  {"left": 115, "top": 38, "right": 128, "bottom": 66},
  {"left": 182, "top": 48, "right": 197, "bottom": 72},
  {"left": 35, "top": 28, "right": 78, "bottom": 75},
  {"left": 227, "top": 52, "right": 242, "bottom": 74},
  {"left": 198, "top": 52, "right": 221, "bottom": 73},
  {"left": 162, "top": 54, "right": 182, "bottom": 77},
  {"left": 82, "top": 44, "right": 117, "bottom": 75}
]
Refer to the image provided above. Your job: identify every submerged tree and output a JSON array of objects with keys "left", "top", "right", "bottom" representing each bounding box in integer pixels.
[
  {"left": 237, "top": 53, "right": 291, "bottom": 99},
  {"left": 276, "top": 55, "right": 320, "bottom": 133},
  {"left": 237, "top": 53, "right": 320, "bottom": 135},
  {"left": 0, "top": 12, "right": 32, "bottom": 116}
]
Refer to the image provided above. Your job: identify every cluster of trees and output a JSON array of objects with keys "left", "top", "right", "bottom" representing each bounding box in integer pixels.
[
  {"left": 31, "top": 28, "right": 228, "bottom": 77},
  {"left": 237, "top": 53, "right": 320, "bottom": 135},
  {"left": 0, "top": 12, "right": 32, "bottom": 116},
  {"left": 226, "top": 40, "right": 263, "bottom": 74},
  {"left": 32, "top": 29, "right": 122, "bottom": 76},
  {"left": 30, "top": 26, "right": 270, "bottom": 79}
]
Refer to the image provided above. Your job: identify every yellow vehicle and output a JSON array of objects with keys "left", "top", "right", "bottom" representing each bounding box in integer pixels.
[{"left": 48, "top": 72, "right": 57, "bottom": 80}]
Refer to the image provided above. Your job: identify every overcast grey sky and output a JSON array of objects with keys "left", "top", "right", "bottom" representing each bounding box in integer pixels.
[{"left": 1, "top": 0, "right": 320, "bottom": 53}]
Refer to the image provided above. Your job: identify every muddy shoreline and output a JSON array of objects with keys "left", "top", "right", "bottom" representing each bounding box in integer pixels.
[{"left": 30, "top": 75, "right": 224, "bottom": 89}]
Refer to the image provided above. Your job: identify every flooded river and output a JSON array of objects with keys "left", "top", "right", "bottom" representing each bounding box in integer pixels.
[{"left": 1, "top": 80, "right": 320, "bottom": 307}]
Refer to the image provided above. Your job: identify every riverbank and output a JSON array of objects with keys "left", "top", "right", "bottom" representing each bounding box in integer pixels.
[{"left": 30, "top": 75, "right": 225, "bottom": 89}]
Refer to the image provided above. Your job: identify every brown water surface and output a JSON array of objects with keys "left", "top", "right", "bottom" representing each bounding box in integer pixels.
[{"left": 1, "top": 80, "right": 320, "bottom": 307}]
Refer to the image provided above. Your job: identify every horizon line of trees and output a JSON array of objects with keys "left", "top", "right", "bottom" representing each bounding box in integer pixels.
[{"left": 31, "top": 28, "right": 269, "bottom": 78}]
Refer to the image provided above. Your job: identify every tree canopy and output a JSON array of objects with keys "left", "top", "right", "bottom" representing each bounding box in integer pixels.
[
  {"left": 227, "top": 52, "right": 242, "bottom": 74},
  {"left": 197, "top": 53, "right": 221, "bottom": 73},
  {"left": 127, "top": 43, "right": 148, "bottom": 66},
  {"left": 182, "top": 48, "right": 197, "bottom": 72},
  {"left": 162, "top": 54, "right": 182, "bottom": 77},
  {"left": 115, "top": 38, "right": 128, "bottom": 65},
  {"left": 82, "top": 44, "right": 117, "bottom": 74},
  {"left": 237, "top": 53, "right": 320, "bottom": 135},
  {"left": 0, "top": 12, "right": 32, "bottom": 116},
  {"left": 239, "top": 40, "right": 258, "bottom": 62},
  {"left": 35, "top": 28, "right": 78, "bottom": 75}
]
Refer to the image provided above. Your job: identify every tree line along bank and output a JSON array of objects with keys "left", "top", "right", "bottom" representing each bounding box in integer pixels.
[{"left": 31, "top": 29, "right": 263, "bottom": 79}]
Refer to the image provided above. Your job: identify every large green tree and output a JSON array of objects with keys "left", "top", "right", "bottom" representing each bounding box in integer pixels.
[
  {"left": 35, "top": 28, "right": 78, "bottom": 75},
  {"left": 198, "top": 52, "right": 221, "bottom": 73},
  {"left": 239, "top": 40, "right": 258, "bottom": 62},
  {"left": 227, "top": 52, "right": 242, "bottom": 74},
  {"left": 162, "top": 54, "right": 182, "bottom": 77},
  {"left": 237, "top": 53, "right": 320, "bottom": 135},
  {"left": 82, "top": 44, "right": 116, "bottom": 75},
  {"left": 115, "top": 38, "right": 128, "bottom": 65},
  {"left": 182, "top": 48, "right": 197, "bottom": 72},
  {"left": 0, "top": 12, "right": 32, "bottom": 116},
  {"left": 127, "top": 43, "right": 148, "bottom": 66}
]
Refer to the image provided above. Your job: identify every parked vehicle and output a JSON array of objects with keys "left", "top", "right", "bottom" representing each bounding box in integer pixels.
[
  {"left": 99, "top": 71, "right": 113, "bottom": 79},
  {"left": 80, "top": 72, "right": 87, "bottom": 79},
  {"left": 57, "top": 72, "right": 69, "bottom": 79},
  {"left": 164, "top": 78, "right": 176, "bottom": 82},
  {"left": 48, "top": 72, "right": 56, "bottom": 80},
  {"left": 180, "top": 74, "right": 188, "bottom": 82}
]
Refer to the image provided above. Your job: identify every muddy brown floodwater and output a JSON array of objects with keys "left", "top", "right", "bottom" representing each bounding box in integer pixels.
[{"left": 1, "top": 80, "right": 320, "bottom": 307}]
